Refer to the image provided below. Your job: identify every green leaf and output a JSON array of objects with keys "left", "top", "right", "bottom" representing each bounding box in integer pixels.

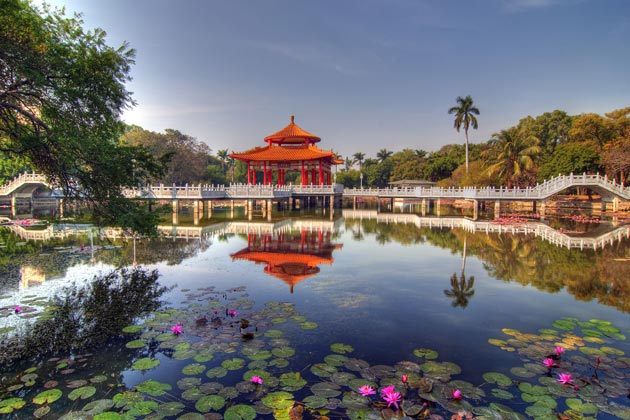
[
  {"left": 262, "top": 391, "right": 294, "bottom": 410},
  {"left": 195, "top": 395, "right": 226, "bottom": 412},
  {"left": 330, "top": 343, "right": 354, "bottom": 354},
  {"left": 482, "top": 372, "right": 512, "bottom": 387},
  {"left": 413, "top": 348, "right": 439, "bottom": 359},
  {"left": 182, "top": 363, "right": 206, "bottom": 375},
  {"left": 68, "top": 386, "right": 96, "bottom": 401},
  {"left": 224, "top": 404, "right": 257, "bottom": 420},
  {"left": 131, "top": 357, "right": 160, "bottom": 370},
  {"left": 221, "top": 358, "right": 246, "bottom": 370},
  {"left": 135, "top": 380, "right": 172, "bottom": 397},
  {"left": 33, "top": 389, "right": 63, "bottom": 405},
  {"left": 0, "top": 397, "right": 26, "bottom": 414}
]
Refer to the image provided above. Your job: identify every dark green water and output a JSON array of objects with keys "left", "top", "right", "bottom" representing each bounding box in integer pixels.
[{"left": 1, "top": 209, "right": 630, "bottom": 419}]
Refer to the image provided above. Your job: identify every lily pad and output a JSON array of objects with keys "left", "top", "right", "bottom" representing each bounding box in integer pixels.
[
  {"left": 33, "top": 389, "right": 63, "bottom": 404},
  {"left": 272, "top": 346, "right": 295, "bottom": 358},
  {"left": 156, "top": 402, "right": 185, "bottom": 417},
  {"left": 566, "top": 398, "right": 598, "bottom": 415},
  {"left": 262, "top": 391, "right": 294, "bottom": 410},
  {"left": 491, "top": 388, "right": 514, "bottom": 400},
  {"left": 303, "top": 395, "right": 328, "bottom": 409},
  {"left": 182, "top": 363, "right": 206, "bottom": 375},
  {"left": 264, "top": 329, "right": 283, "bottom": 338},
  {"left": 122, "top": 325, "right": 143, "bottom": 333},
  {"left": 0, "top": 397, "right": 26, "bottom": 414},
  {"left": 195, "top": 395, "right": 226, "bottom": 412},
  {"left": 132, "top": 357, "right": 160, "bottom": 371},
  {"left": 224, "top": 404, "right": 257, "bottom": 420},
  {"left": 82, "top": 399, "right": 115, "bottom": 415},
  {"left": 311, "top": 382, "right": 342, "bottom": 397},
  {"left": 311, "top": 363, "right": 337, "bottom": 378},
  {"left": 483, "top": 372, "right": 512, "bottom": 387},
  {"left": 300, "top": 321, "right": 318, "bottom": 330},
  {"left": 222, "top": 358, "right": 246, "bottom": 370},
  {"left": 33, "top": 405, "right": 51, "bottom": 418},
  {"left": 135, "top": 380, "right": 172, "bottom": 397},
  {"left": 68, "top": 386, "right": 96, "bottom": 401},
  {"left": 324, "top": 354, "right": 348, "bottom": 366},
  {"left": 330, "top": 343, "right": 354, "bottom": 354},
  {"left": 413, "top": 348, "right": 439, "bottom": 359},
  {"left": 125, "top": 339, "right": 147, "bottom": 349},
  {"left": 279, "top": 372, "right": 307, "bottom": 391}
]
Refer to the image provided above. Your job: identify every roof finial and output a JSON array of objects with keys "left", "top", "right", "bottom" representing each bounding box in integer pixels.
[{"left": 290, "top": 115, "right": 295, "bottom": 124}]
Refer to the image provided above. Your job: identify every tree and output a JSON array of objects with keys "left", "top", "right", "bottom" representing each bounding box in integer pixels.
[
  {"left": 0, "top": 1, "right": 165, "bottom": 234},
  {"left": 376, "top": 149, "right": 393, "bottom": 163},
  {"left": 485, "top": 127, "right": 541, "bottom": 188},
  {"left": 352, "top": 152, "right": 366, "bottom": 172},
  {"left": 517, "top": 110, "right": 573, "bottom": 157},
  {"left": 448, "top": 95, "right": 480, "bottom": 173},
  {"left": 537, "top": 142, "right": 601, "bottom": 181},
  {"left": 216, "top": 149, "right": 229, "bottom": 172}
]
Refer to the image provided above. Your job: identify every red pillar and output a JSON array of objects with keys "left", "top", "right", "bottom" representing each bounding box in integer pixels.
[
  {"left": 311, "top": 169, "right": 316, "bottom": 185},
  {"left": 263, "top": 161, "right": 267, "bottom": 184},
  {"left": 301, "top": 161, "right": 306, "bottom": 185},
  {"left": 247, "top": 162, "right": 251, "bottom": 184},
  {"left": 319, "top": 160, "right": 324, "bottom": 185}
]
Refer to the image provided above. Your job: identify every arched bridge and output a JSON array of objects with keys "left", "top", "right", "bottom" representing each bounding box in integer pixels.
[{"left": 0, "top": 173, "right": 50, "bottom": 197}]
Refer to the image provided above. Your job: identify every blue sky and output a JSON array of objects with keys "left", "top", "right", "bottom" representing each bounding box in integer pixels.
[{"left": 47, "top": 0, "right": 629, "bottom": 158}]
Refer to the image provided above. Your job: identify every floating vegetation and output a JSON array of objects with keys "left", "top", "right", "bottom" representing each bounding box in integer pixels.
[{"left": 2, "top": 278, "right": 630, "bottom": 420}]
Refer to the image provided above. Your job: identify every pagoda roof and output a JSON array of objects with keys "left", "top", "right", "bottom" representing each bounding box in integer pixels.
[
  {"left": 231, "top": 144, "right": 340, "bottom": 163},
  {"left": 231, "top": 249, "right": 333, "bottom": 267},
  {"left": 264, "top": 116, "right": 321, "bottom": 144}
]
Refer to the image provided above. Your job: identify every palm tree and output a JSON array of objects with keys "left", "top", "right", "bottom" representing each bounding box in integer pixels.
[
  {"left": 352, "top": 152, "right": 365, "bottom": 171},
  {"left": 344, "top": 157, "right": 353, "bottom": 172},
  {"left": 217, "top": 149, "right": 229, "bottom": 172},
  {"left": 485, "top": 127, "right": 541, "bottom": 188},
  {"left": 444, "top": 271, "right": 475, "bottom": 309},
  {"left": 448, "top": 95, "right": 480, "bottom": 173},
  {"left": 376, "top": 149, "right": 393, "bottom": 163}
]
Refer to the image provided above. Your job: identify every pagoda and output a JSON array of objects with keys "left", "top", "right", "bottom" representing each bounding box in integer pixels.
[{"left": 230, "top": 116, "right": 341, "bottom": 186}]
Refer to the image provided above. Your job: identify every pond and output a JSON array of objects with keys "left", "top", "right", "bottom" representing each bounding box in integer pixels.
[{"left": 1, "top": 208, "right": 630, "bottom": 420}]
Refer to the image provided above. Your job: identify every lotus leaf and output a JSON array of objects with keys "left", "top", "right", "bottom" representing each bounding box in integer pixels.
[
  {"left": 82, "top": 399, "right": 115, "bottom": 415},
  {"left": 272, "top": 346, "right": 295, "bottom": 358},
  {"left": 311, "top": 382, "right": 342, "bottom": 397},
  {"left": 344, "top": 358, "right": 370, "bottom": 371},
  {"left": 222, "top": 358, "right": 246, "bottom": 370},
  {"left": 68, "top": 386, "right": 96, "bottom": 401},
  {"left": 174, "top": 342, "right": 191, "bottom": 351},
  {"left": 262, "top": 391, "right": 294, "bottom": 410},
  {"left": 194, "top": 351, "right": 214, "bottom": 362},
  {"left": 155, "top": 332, "right": 178, "bottom": 342},
  {"left": 132, "top": 357, "right": 160, "bottom": 370},
  {"left": 524, "top": 404, "right": 553, "bottom": 417},
  {"left": 330, "top": 371, "right": 356, "bottom": 386},
  {"left": 33, "top": 389, "right": 63, "bottom": 405},
  {"left": 302, "top": 395, "right": 327, "bottom": 409},
  {"left": 491, "top": 388, "right": 514, "bottom": 400},
  {"left": 206, "top": 367, "right": 228, "bottom": 378},
  {"left": 195, "top": 395, "right": 226, "bottom": 412},
  {"left": 279, "top": 372, "right": 307, "bottom": 391},
  {"left": 125, "top": 339, "right": 146, "bottom": 349},
  {"left": 122, "top": 325, "right": 143, "bottom": 333},
  {"left": 324, "top": 354, "right": 348, "bottom": 366},
  {"left": 248, "top": 360, "right": 269, "bottom": 370},
  {"left": 348, "top": 378, "right": 377, "bottom": 391},
  {"left": 90, "top": 375, "right": 108, "bottom": 384},
  {"left": 579, "top": 347, "right": 605, "bottom": 356},
  {"left": 311, "top": 363, "right": 337, "bottom": 377},
  {"left": 340, "top": 392, "right": 369, "bottom": 410},
  {"left": 156, "top": 402, "right": 185, "bottom": 417},
  {"left": 135, "top": 380, "right": 172, "bottom": 396},
  {"left": 269, "top": 358, "right": 289, "bottom": 368},
  {"left": 601, "top": 346, "right": 624, "bottom": 355},
  {"left": 413, "top": 348, "right": 439, "bottom": 359},
  {"left": 264, "top": 329, "right": 283, "bottom": 338},
  {"left": 0, "top": 397, "right": 26, "bottom": 414},
  {"left": 300, "top": 321, "right": 318, "bottom": 330},
  {"left": 33, "top": 405, "right": 51, "bottom": 418},
  {"left": 219, "top": 386, "right": 239, "bottom": 399},
  {"left": 223, "top": 404, "right": 259, "bottom": 420},
  {"left": 127, "top": 400, "right": 158, "bottom": 416},
  {"left": 271, "top": 317, "right": 287, "bottom": 324},
  {"left": 177, "top": 377, "right": 201, "bottom": 390},
  {"left": 420, "top": 361, "right": 461, "bottom": 376},
  {"left": 290, "top": 315, "right": 307, "bottom": 322},
  {"left": 331, "top": 343, "right": 354, "bottom": 354},
  {"left": 176, "top": 413, "right": 205, "bottom": 420},
  {"left": 181, "top": 387, "right": 204, "bottom": 401},
  {"left": 552, "top": 319, "right": 576, "bottom": 330},
  {"left": 583, "top": 336, "right": 606, "bottom": 344},
  {"left": 173, "top": 349, "right": 197, "bottom": 360},
  {"left": 582, "top": 329, "right": 603, "bottom": 337},
  {"left": 509, "top": 366, "right": 536, "bottom": 378},
  {"left": 182, "top": 363, "right": 206, "bottom": 375},
  {"left": 482, "top": 372, "right": 512, "bottom": 387},
  {"left": 246, "top": 349, "right": 272, "bottom": 361},
  {"left": 243, "top": 369, "right": 275, "bottom": 384},
  {"left": 566, "top": 398, "right": 599, "bottom": 415},
  {"left": 20, "top": 373, "right": 37, "bottom": 382}
]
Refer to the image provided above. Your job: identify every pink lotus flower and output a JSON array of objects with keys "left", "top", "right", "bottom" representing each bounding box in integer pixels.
[
  {"left": 555, "top": 346, "right": 565, "bottom": 356},
  {"left": 382, "top": 391, "right": 401, "bottom": 411},
  {"left": 14, "top": 306, "right": 21, "bottom": 314},
  {"left": 380, "top": 385, "right": 395, "bottom": 396},
  {"left": 543, "top": 358, "right": 556, "bottom": 369},
  {"left": 401, "top": 374, "right": 408, "bottom": 384},
  {"left": 250, "top": 376, "right": 263, "bottom": 385},
  {"left": 228, "top": 309, "right": 238, "bottom": 317},
  {"left": 452, "top": 389, "right": 463, "bottom": 400},
  {"left": 358, "top": 385, "right": 376, "bottom": 396},
  {"left": 557, "top": 373, "right": 573, "bottom": 385},
  {"left": 171, "top": 323, "right": 183, "bottom": 335}
]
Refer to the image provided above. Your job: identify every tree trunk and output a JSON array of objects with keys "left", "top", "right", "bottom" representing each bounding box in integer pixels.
[{"left": 464, "top": 129, "right": 469, "bottom": 173}]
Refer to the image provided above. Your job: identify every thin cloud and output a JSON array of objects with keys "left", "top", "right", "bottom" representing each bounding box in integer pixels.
[
  {"left": 124, "top": 103, "right": 242, "bottom": 120},
  {"left": 501, "top": 0, "right": 586, "bottom": 12}
]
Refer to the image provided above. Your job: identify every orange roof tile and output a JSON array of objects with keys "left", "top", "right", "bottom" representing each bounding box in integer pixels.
[
  {"left": 231, "top": 250, "right": 333, "bottom": 267},
  {"left": 230, "top": 144, "right": 337, "bottom": 162},
  {"left": 264, "top": 116, "right": 321, "bottom": 144}
]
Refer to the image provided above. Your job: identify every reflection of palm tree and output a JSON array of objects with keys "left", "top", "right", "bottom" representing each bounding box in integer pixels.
[{"left": 444, "top": 271, "right": 475, "bottom": 309}]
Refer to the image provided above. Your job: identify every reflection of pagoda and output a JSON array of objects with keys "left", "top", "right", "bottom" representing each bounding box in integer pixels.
[{"left": 231, "top": 229, "right": 342, "bottom": 293}]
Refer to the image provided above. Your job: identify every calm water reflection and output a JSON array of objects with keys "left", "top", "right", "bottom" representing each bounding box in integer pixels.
[{"left": 1, "top": 212, "right": 630, "bottom": 418}]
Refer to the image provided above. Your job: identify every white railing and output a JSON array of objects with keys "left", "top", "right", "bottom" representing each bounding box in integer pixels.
[{"left": 0, "top": 173, "right": 49, "bottom": 196}]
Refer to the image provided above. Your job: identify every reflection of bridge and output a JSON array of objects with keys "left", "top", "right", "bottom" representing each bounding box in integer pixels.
[{"left": 342, "top": 210, "right": 630, "bottom": 251}]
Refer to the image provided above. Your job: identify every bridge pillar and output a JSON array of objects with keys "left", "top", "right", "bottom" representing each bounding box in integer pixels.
[
  {"left": 601, "top": 200, "right": 607, "bottom": 213},
  {"left": 330, "top": 197, "right": 334, "bottom": 220},
  {"left": 421, "top": 199, "right": 426, "bottom": 216},
  {"left": 267, "top": 200, "right": 273, "bottom": 221},
  {"left": 11, "top": 195, "right": 17, "bottom": 218},
  {"left": 473, "top": 200, "right": 478, "bottom": 220},
  {"left": 494, "top": 201, "right": 501, "bottom": 220},
  {"left": 353, "top": 196, "right": 357, "bottom": 210},
  {"left": 207, "top": 200, "right": 213, "bottom": 218},
  {"left": 172, "top": 200, "right": 179, "bottom": 225},
  {"left": 436, "top": 199, "right": 441, "bottom": 217},
  {"left": 613, "top": 197, "right": 620, "bottom": 213},
  {"left": 247, "top": 199, "right": 253, "bottom": 221},
  {"left": 58, "top": 198, "right": 64, "bottom": 218},
  {"left": 539, "top": 201, "right": 546, "bottom": 219}
]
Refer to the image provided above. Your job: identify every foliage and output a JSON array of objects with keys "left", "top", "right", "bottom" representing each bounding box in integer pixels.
[
  {"left": 0, "top": 267, "right": 168, "bottom": 364},
  {"left": 485, "top": 127, "right": 541, "bottom": 188},
  {"left": 448, "top": 95, "right": 480, "bottom": 172},
  {"left": 537, "top": 142, "right": 601, "bottom": 181},
  {"left": 0, "top": 0, "right": 166, "bottom": 234}
]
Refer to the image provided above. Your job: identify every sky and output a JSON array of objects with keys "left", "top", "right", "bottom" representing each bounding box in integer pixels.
[{"left": 44, "top": 0, "right": 630, "bottom": 158}]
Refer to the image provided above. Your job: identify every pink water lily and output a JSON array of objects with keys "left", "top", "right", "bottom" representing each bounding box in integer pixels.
[
  {"left": 543, "top": 358, "right": 556, "bottom": 369},
  {"left": 557, "top": 373, "right": 573, "bottom": 385},
  {"left": 382, "top": 390, "right": 401, "bottom": 411},
  {"left": 250, "top": 376, "right": 263, "bottom": 385},
  {"left": 452, "top": 389, "right": 463, "bottom": 400},
  {"left": 171, "top": 323, "right": 183, "bottom": 335},
  {"left": 14, "top": 305, "right": 21, "bottom": 314},
  {"left": 228, "top": 309, "right": 238, "bottom": 317},
  {"left": 401, "top": 374, "right": 408, "bottom": 384},
  {"left": 380, "top": 385, "right": 395, "bottom": 396},
  {"left": 555, "top": 346, "right": 565, "bottom": 356},
  {"left": 358, "top": 385, "right": 376, "bottom": 396}
]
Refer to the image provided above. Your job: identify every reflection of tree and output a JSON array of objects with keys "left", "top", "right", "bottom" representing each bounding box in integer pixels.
[
  {"left": 444, "top": 271, "right": 475, "bottom": 309},
  {"left": 1, "top": 268, "right": 168, "bottom": 365}
]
